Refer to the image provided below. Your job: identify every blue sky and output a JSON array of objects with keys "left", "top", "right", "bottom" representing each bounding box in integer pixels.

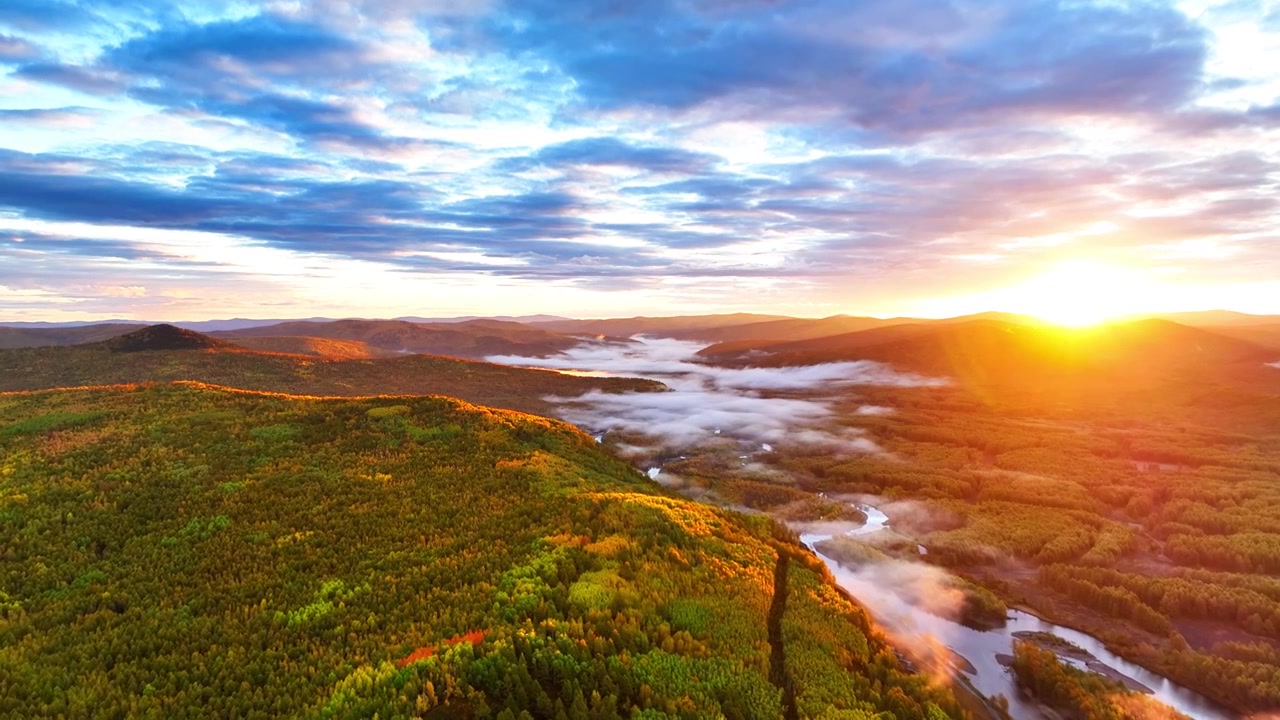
[{"left": 1, "top": 0, "right": 1278, "bottom": 321}]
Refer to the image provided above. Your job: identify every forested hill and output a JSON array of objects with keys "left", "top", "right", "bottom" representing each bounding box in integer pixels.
[
  {"left": 0, "top": 326, "right": 660, "bottom": 417},
  {"left": 0, "top": 383, "right": 964, "bottom": 719}
]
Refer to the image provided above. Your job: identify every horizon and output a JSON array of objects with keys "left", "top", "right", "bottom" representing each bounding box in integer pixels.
[
  {"left": 2, "top": 306, "right": 1276, "bottom": 330},
  {"left": 3, "top": 1, "right": 1279, "bottom": 322}
]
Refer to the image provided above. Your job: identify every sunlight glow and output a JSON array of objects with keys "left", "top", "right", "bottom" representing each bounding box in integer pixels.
[
  {"left": 912, "top": 260, "right": 1232, "bottom": 327},
  {"left": 1015, "top": 261, "right": 1139, "bottom": 327}
]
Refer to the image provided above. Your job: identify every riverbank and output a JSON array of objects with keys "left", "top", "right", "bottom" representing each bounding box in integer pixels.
[{"left": 799, "top": 502, "right": 1233, "bottom": 720}]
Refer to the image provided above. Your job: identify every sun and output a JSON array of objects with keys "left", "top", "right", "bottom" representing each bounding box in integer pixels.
[{"left": 1013, "top": 261, "right": 1139, "bottom": 327}]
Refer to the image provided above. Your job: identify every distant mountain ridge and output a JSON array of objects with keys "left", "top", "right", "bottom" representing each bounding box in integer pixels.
[
  {"left": 529, "top": 313, "right": 792, "bottom": 337},
  {"left": 0, "top": 325, "right": 660, "bottom": 416},
  {"left": 0, "top": 314, "right": 571, "bottom": 332},
  {"left": 0, "top": 323, "right": 146, "bottom": 350},
  {"left": 210, "top": 318, "right": 616, "bottom": 359},
  {"left": 704, "top": 317, "right": 1279, "bottom": 392},
  {"left": 6, "top": 310, "right": 1279, "bottom": 356},
  {"left": 0, "top": 318, "right": 605, "bottom": 358},
  {"left": 709, "top": 317, "right": 1270, "bottom": 364}
]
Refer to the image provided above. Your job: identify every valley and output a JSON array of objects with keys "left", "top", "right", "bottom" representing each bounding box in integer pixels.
[
  {"left": 494, "top": 315, "right": 1280, "bottom": 718},
  {"left": 3, "top": 311, "right": 1279, "bottom": 719}
]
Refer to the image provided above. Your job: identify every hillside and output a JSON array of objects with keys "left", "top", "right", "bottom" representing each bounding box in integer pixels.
[
  {"left": 530, "top": 313, "right": 791, "bottom": 337},
  {"left": 711, "top": 318, "right": 1273, "bottom": 374},
  {"left": 688, "top": 313, "right": 1054, "bottom": 351},
  {"left": 698, "top": 321, "right": 943, "bottom": 360},
  {"left": 1208, "top": 322, "right": 1280, "bottom": 350},
  {"left": 703, "top": 319, "right": 1280, "bottom": 423},
  {"left": 0, "top": 326, "right": 660, "bottom": 416},
  {"left": 104, "top": 323, "right": 240, "bottom": 352},
  {"left": 0, "top": 322, "right": 142, "bottom": 349},
  {"left": 0, "top": 383, "right": 964, "bottom": 718},
  {"left": 224, "top": 335, "right": 398, "bottom": 359},
  {"left": 1148, "top": 310, "right": 1280, "bottom": 327},
  {"left": 213, "top": 318, "right": 598, "bottom": 359}
]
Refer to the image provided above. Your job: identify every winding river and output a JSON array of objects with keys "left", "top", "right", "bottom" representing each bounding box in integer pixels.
[{"left": 801, "top": 503, "right": 1235, "bottom": 720}]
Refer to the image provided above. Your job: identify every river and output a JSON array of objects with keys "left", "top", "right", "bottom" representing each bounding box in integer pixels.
[
  {"left": 801, "top": 503, "right": 1234, "bottom": 720},
  {"left": 515, "top": 346, "right": 1237, "bottom": 719}
]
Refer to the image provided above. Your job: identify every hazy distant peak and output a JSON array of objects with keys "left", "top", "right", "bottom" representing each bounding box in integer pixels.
[{"left": 105, "top": 324, "right": 232, "bottom": 353}]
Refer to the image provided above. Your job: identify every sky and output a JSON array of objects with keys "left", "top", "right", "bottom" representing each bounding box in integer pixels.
[{"left": 1, "top": 0, "right": 1278, "bottom": 322}]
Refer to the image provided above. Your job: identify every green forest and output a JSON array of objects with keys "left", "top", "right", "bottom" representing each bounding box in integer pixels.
[
  {"left": 1008, "top": 641, "right": 1188, "bottom": 720},
  {"left": 0, "top": 382, "right": 965, "bottom": 719}
]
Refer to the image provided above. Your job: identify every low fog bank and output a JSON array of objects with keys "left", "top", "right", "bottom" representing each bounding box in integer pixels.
[
  {"left": 488, "top": 337, "right": 943, "bottom": 458},
  {"left": 795, "top": 496, "right": 994, "bottom": 684}
]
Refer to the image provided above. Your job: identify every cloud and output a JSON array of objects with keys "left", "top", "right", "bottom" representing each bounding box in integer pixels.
[
  {"left": 489, "top": 336, "right": 942, "bottom": 456},
  {"left": 483, "top": 0, "right": 1207, "bottom": 134},
  {"left": 0, "top": 33, "right": 40, "bottom": 62},
  {"left": 805, "top": 528, "right": 973, "bottom": 682},
  {"left": 0, "top": 0, "right": 94, "bottom": 31},
  {"left": 13, "top": 63, "right": 127, "bottom": 94},
  {"left": 0, "top": 157, "right": 243, "bottom": 224},
  {"left": 500, "top": 136, "right": 721, "bottom": 173},
  {"left": 108, "top": 14, "right": 356, "bottom": 71},
  {"left": 1, "top": 230, "right": 154, "bottom": 262},
  {"left": 0, "top": 107, "right": 98, "bottom": 127},
  {"left": 1, "top": 2, "right": 1278, "bottom": 318}
]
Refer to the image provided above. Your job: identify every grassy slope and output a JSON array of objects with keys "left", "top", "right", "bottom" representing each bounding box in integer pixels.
[
  {"left": 0, "top": 383, "right": 962, "bottom": 719},
  {"left": 0, "top": 340, "right": 660, "bottom": 417}
]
